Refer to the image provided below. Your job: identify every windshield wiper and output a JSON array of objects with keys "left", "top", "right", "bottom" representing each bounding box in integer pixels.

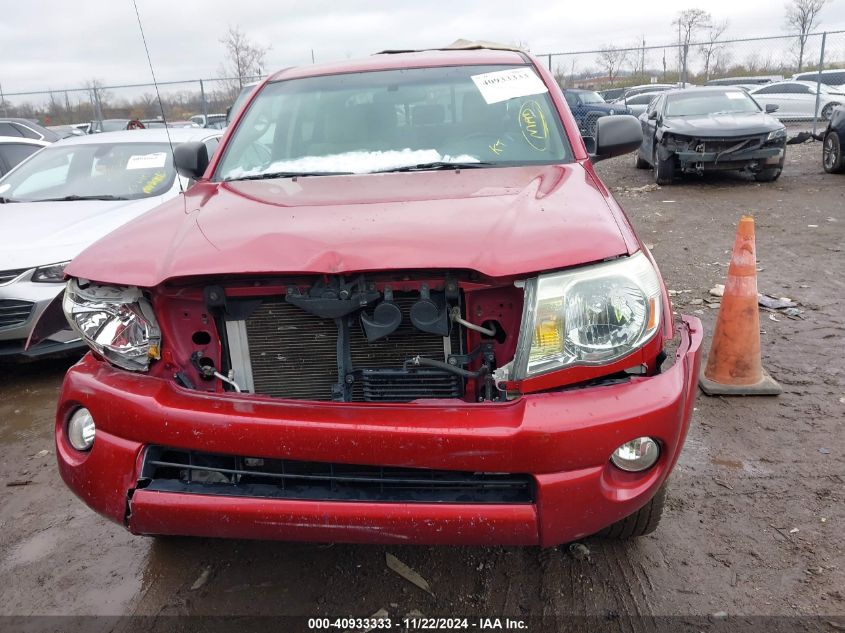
[
  {"left": 373, "top": 161, "right": 494, "bottom": 173},
  {"left": 38, "top": 194, "right": 131, "bottom": 202},
  {"left": 0, "top": 196, "right": 18, "bottom": 204},
  {"left": 226, "top": 171, "right": 351, "bottom": 181}
]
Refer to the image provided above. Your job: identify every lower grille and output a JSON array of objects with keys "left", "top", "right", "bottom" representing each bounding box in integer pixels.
[
  {"left": 242, "top": 295, "right": 461, "bottom": 402},
  {"left": 0, "top": 299, "right": 34, "bottom": 328},
  {"left": 359, "top": 368, "right": 461, "bottom": 402},
  {"left": 140, "top": 446, "right": 534, "bottom": 504}
]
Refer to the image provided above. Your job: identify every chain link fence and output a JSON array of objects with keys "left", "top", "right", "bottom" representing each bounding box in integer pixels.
[
  {"left": 541, "top": 30, "right": 845, "bottom": 131},
  {"left": 0, "top": 76, "right": 264, "bottom": 128},
  {"left": 1, "top": 30, "right": 844, "bottom": 132}
]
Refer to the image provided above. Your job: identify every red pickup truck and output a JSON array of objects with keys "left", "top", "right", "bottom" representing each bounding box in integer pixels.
[{"left": 53, "top": 45, "right": 702, "bottom": 546}]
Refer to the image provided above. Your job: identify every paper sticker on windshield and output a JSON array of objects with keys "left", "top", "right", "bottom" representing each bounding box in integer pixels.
[
  {"left": 726, "top": 92, "right": 746, "bottom": 99},
  {"left": 0, "top": 184, "right": 10, "bottom": 194},
  {"left": 471, "top": 68, "right": 549, "bottom": 105},
  {"left": 126, "top": 152, "right": 167, "bottom": 170}
]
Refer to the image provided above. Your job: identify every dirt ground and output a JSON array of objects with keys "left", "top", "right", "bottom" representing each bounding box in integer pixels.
[{"left": 1, "top": 139, "right": 843, "bottom": 630}]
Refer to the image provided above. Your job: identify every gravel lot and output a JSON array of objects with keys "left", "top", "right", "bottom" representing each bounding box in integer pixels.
[{"left": 1, "top": 139, "right": 842, "bottom": 630}]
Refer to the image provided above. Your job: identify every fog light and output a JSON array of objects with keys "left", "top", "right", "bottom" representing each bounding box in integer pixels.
[
  {"left": 610, "top": 437, "right": 659, "bottom": 472},
  {"left": 67, "top": 408, "right": 95, "bottom": 451}
]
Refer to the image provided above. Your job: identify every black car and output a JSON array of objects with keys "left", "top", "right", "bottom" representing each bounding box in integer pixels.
[
  {"left": 822, "top": 105, "right": 845, "bottom": 174},
  {"left": 562, "top": 89, "right": 631, "bottom": 136},
  {"left": 635, "top": 87, "right": 787, "bottom": 184}
]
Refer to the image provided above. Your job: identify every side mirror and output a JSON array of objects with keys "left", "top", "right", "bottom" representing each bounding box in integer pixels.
[
  {"left": 765, "top": 103, "right": 779, "bottom": 113},
  {"left": 590, "top": 115, "right": 643, "bottom": 162},
  {"left": 173, "top": 141, "right": 210, "bottom": 180},
  {"left": 648, "top": 110, "right": 659, "bottom": 120}
]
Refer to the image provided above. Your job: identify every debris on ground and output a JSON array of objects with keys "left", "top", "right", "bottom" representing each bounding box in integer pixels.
[
  {"left": 620, "top": 183, "right": 661, "bottom": 194},
  {"left": 758, "top": 293, "right": 804, "bottom": 319},
  {"left": 769, "top": 314, "right": 780, "bottom": 322},
  {"left": 714, "top": 478, "right": 734, "bottom": 490},
  {"left": 709, "top": 284, "right": 725, "bottom": 297},
  {"left": 32, "top": 450, "right": 50, "bottom": 459},
  {"left": 568, "top": 542, "right": 591, "bottom": 562},
  {"left": 758, "top": 294, "right": 798, "bottom": 310},
  {"left": 190, "top": 565, "right": 212, "bottom": 591},
  {"left": 819, "top": 448, "right": 831, "bottom": 455},
  {"left": 386, "top": 553, "right": 434, "bottom": 596},
  {"left": 6, "top": 480, "right": 32, "bottom": 487}
]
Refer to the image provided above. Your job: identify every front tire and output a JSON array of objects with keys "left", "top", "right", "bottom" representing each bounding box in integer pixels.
[
  {"left": 823, "top": 131, "right": 845, "bottom": 173},
  {"left": 635, "top": 151, "right": 650, "bottom": 169},
  {"left": 598, "top": 484, "right": 667, "bottom": 539},
  {"left": 822, "top": 103, "right": 840, "bottom": 121},
  {"left": 653, "top": 147, "right": 674, "bottom": 185}
]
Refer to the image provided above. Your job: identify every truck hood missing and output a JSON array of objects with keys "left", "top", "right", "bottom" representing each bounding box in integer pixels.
[{"left": 65, "top": 164, "right": 635, "bottom": 286}]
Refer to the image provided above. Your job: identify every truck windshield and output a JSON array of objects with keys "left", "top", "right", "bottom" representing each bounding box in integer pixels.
[{"left": 215, "top": 64, "right": 571, "bottom": 179}]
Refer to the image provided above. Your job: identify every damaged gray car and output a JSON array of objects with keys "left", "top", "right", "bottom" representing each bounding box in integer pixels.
[{"left": 635, "top": 87, "right": 787, "bottom": 184}]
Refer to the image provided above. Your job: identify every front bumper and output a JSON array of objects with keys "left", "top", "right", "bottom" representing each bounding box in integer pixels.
[
  {"left": 55, "top": 316, "right": 702, "bottom": 547},
  {"left": 674, "top": 145, "right": 785, "bottom": 171}
]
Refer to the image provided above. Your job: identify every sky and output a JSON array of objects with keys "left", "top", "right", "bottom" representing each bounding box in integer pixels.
[{"left": 2, "top": 0, "right": 845, "bottom": 97}]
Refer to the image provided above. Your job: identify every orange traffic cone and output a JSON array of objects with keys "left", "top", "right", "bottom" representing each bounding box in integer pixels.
[{"left": 699, "top": 215, "right": 781, "bottom": 396}]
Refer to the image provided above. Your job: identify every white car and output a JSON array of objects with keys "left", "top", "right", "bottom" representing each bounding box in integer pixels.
[
  {"left": 0, "top": 136, "right": 50, "bottom": 177},
  {"left": 616, "top": 91, "right": 663, "bottom": 117},
  {"left": 750, "top": 80, "right": 843, "bottom": 120},
  {"left": 0, "top": 128, "right": 221, "bottom": 358},
  {"left": 792, "top": 69, "right": 845, "bottom": 95}
]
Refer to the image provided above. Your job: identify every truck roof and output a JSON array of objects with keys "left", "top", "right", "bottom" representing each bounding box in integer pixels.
[{"left": 269, "top": 47, "right": 529, "bottom": 82}]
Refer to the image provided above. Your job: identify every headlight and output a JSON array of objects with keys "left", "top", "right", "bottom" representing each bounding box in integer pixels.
[
  {"left": 32, "top": 261, "right": 70, "bottom": 283},
  {"left": 766, "top": 127, "right": 787, "bottom": 141},
  {"left": 62, "top": 278, "right": 161, "bottom": 371},
  {"left": 509, "top": 252, "right": 661, "bottom": 380}
]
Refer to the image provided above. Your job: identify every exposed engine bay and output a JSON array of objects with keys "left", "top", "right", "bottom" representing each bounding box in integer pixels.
[{"left": 176, "top": 272, "right": 522, "bottom": 403}]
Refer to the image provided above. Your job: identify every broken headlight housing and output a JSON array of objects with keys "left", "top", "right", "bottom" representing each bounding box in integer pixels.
[
  {"left": 63, "top": 278, "right": 161, "bottom": 371},
  {"left": 508, "top": 252, "right": 661, "bottom": 380}
]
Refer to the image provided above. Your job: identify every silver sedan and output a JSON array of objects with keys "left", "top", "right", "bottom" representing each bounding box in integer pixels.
[{"left": 0, "top": 127, "right": 221, "bottom": 358}]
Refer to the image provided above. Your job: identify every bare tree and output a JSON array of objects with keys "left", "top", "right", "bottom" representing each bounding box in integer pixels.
[
  {"left": 83, "top": 79, "right": 109, "bottom": 120},
  {"left": 597, "top": 46, "right": 629, "bottom": 86},
  {"left": 218, "top": 25, "right": 270, "bottom": 98},
  {"left": 785, "top": 0, "right": 828, "bottom": 71},
  {"left": 699, "top": 19, "right": 729, "bottom": 81},
  {"left": 673, "top": 8, "right": 712, "bottom": 83}
]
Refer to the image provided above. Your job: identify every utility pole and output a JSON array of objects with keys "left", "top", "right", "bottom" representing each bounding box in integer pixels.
[
  {"left": 0, "top": 81, "right": 7, "bottom": 116},
  {"left": 200, "top": 79, "right": 208, "bottom": 122},
  {"left": 641, "top": 37, "right": 646, "bottom": 81},
  {"left": 677, "top": 21, "right": 682, "bottom": 83},
  {"left": 812, "top": 32, "right": 827, "bottom": 136}
]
